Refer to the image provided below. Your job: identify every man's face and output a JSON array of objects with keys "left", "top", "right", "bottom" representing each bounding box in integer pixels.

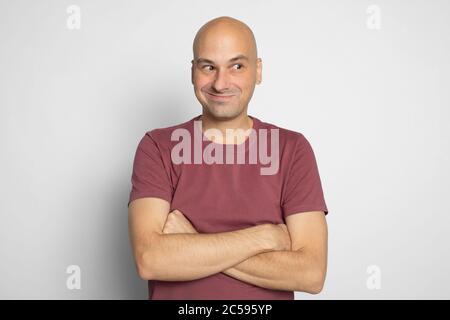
[{"left": 191, "top": 31, "right": 262, "bottom": 120}]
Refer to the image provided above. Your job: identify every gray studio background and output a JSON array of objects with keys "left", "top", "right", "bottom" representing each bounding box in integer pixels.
[{"left": 1, "top": 0, "right": 449, "bottom": 299}]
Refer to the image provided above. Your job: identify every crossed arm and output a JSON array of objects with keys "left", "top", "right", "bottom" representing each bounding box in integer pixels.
[
  {"left": 221, "top": 238, "right": 327, "bottom": 294},
  {"left": 128, "top": 197, "right": 328, "bottom": 294}
]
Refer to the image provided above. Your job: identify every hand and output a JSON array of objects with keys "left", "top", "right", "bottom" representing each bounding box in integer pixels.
[
  {"left": 269, "top": 223, "right": 292, "bottom": 251},
  {"left": 162, "top": 209, "right": 198, "bottom": 235}
]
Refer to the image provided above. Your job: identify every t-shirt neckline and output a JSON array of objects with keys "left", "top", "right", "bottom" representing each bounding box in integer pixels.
[{"left": 192, "top": 114, "right": 260, "bottom": 152}]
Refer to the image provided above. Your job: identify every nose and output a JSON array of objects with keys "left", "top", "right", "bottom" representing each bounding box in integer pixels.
[{"left": 212, "top": 68, "right": 230, "bottom": 92}]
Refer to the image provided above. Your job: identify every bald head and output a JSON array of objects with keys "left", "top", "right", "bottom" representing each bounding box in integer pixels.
[
  {"left": 191, "top": 16, "right": 262, "bottom": 121},
  {"left": 192, "top": 16, "right": 258, "bottom": 61}
]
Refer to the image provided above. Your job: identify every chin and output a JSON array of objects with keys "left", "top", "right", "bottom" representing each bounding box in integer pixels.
[{"left": 205, "top": 105, "right": 243, "bottom": 120}]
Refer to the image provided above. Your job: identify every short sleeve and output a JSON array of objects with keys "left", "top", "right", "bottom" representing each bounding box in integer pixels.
[
  {"left": 127, "top": 132, "right": 173, "bottom": 207},
  {"left": 281, "top": 134, "right": 328, "bottom": 218}
]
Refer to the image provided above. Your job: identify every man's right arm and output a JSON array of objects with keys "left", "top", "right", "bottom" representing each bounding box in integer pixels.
[{"left": 128, "top": 197, "right": 285, "bottom": 281}]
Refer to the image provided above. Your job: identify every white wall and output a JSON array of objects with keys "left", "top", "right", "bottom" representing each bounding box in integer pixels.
[{"left": 0, "top": 0, "right": 449, "bottom": 299}]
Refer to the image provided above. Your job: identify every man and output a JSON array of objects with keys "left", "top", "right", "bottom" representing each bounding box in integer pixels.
[{"left": 127, "top": 16, "right": 329, "bottom": 300}]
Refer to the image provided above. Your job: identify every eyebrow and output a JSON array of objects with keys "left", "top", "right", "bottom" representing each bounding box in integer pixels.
[{"left": 196, "top": 54, "right": 249, "bottom": 64}]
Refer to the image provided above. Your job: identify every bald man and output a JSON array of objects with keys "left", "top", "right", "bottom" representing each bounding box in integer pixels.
[{"left": 128, "top": 16, "right": 329, "bottom": 300}]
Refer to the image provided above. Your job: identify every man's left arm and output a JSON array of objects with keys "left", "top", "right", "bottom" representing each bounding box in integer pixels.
[{"left": 222, "top": 211, "right": 328, "bottom": 294}]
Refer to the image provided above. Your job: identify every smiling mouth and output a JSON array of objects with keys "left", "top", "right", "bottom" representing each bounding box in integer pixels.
[{"left": 206, "top": 92, "right": 235, "bottom": 101}]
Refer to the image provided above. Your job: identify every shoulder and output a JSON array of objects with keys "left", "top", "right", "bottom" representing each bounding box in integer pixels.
[
  {"left": 255, "top": 117, "right": 311, "bottom": 150},
  {"left": 140, "top": 117, "right": 195, "bottom": 149}
]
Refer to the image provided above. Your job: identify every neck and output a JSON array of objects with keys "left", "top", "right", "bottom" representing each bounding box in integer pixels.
[{"left": 199, "top": 111, "right": 254, "bottom": 144}]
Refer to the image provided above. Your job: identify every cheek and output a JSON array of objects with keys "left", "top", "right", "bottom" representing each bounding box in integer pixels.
[
  {"left": 234, "top": 75, "right": 255, "bottom": 93},
  {"left": 193, "top": 73, "right": 211, "bottom": 90},
  {"left": 234, "top": 81, "right": 251, "bottom": 96}
]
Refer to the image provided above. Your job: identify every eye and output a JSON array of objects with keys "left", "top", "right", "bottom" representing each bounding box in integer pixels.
[
  {"left": 202, "top": 65, "right": 214, "bottom": 71},
  {"left": 232, "top": 64, "right": 243, "bottom": 70}
]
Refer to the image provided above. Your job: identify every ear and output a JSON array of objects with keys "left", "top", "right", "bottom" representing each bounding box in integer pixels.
[
  {"left": 191, "top": 60, "right": 194, "bottom": 85},
  {"left": 256, "top": 58, "right": 262, "bottom": 85}
]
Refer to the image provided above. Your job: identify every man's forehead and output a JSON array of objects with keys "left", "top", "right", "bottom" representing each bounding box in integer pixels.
[{"left": 195, "top": 54, "right": 250, "bottom": 64}]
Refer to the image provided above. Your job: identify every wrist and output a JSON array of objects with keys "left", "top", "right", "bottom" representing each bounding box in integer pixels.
[{"left": 251, "top": 224, "right": 277, "bottom": 253}]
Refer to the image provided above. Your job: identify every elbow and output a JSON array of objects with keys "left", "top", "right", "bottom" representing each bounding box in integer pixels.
[
  {"left": 136, "top": 251, "right": 155, "bottom": 280},
  {"left": 137, "top": 268, "right": 152, "bottom": 281},
  {"left": 302, "top": 269, "right": 326, "bottom": 295},
  {"left": 135, "top": 232, "right": 162, "bottom": 280},
  {"left": 308, "top": 277, "right": 325, "bottom": 295}
]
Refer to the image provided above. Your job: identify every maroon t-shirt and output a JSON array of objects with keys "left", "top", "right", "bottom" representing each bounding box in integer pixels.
[{"left": 128, "top": 114, "right": 328, "bottom": 300}]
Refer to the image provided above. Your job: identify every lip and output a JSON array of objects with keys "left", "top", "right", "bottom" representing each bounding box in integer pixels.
[{"left": 205, "top": 92, "right": 235, "bottom": 101}]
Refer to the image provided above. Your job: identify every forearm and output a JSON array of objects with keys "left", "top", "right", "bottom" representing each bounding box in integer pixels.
[
  {"left": 222, "top": 249, "right": 319, "bottom": 293},
  {"left": 143, "top": 225, "right": 273, "bottom": 281}
]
